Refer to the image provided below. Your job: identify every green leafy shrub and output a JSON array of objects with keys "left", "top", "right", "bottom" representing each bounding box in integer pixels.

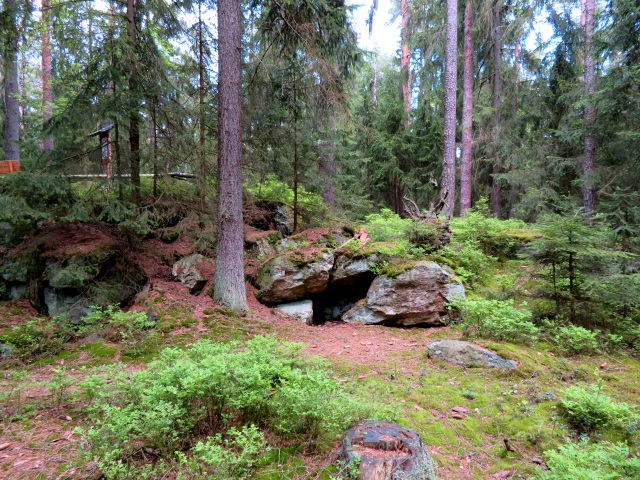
[
  {"left": 450, "top": 201, "right": 528, "bottom": 258},
  {"left": 560, "top": 384, "right": 639, "bottom": 434},
  {"left": 247, "top": 175, "right": 328, "bottom": 227},
  {"left": 176, "top": 425, "right": 268, "bottom": 479},
  {"left": 452, "top": 298, "right": 539, "bottom": 344},
  {"left": 79, "top": 336, "right": 366, "bottom": 478},
  {"left": 80, "top": 306, "right": 158, "bottom": 356},
  {"left": 0, "top": 319, "right": 71, "bottom": 360},
  {"left": 535, "top": 440, "right": 640, "bottom": 479},
  {"left": 363, "top": 209, "right": 412, "bottom": 242},
  {"left": 362, "top": 209, "right": 447, "bottom": 255},
  {"left": 554, "top": 325, "right": 600, "bottom": 356},
  {"left": 434, "top": 244, "right": 495, "bottom": 284}
]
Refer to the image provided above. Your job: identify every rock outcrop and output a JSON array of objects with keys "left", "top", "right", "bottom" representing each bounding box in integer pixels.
[
  {"left": 342, "top": 262, "right": 465, "bottom": 326},
  {"left": 256, "top": 250, "right": 334, "bottom": 304},
  {"left": 0, "top": 223, "right": 147, "bottom": 322},
  {"left": 172, "top": 254, "right": 212, "bottom": 294},
  {"left": 332, "top": 254, "right": 379, "bottom": 286},
  {"left": 338, "top": 421, "right": 438, "bottom": 480},
  {"left": 275, "top": 300, "right": 313, "bottom": 325},
  {"left": 427, "top": 340, "right": 516, "bottom": 369}
]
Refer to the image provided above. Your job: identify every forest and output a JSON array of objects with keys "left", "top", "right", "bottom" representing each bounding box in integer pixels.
[{"left": 0, "top": 0, "right": 639, "bottom": 478}]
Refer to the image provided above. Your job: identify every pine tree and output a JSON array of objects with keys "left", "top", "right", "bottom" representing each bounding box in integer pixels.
[{"left": 213, "top": 0, "right": 247, "bottom": 312}]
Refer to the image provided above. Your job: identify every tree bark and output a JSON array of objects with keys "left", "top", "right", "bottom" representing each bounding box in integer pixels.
[
  {"left": 3, "top": 0, "right": 20, "bottom": 161},
  {"left": 491, "top": 0, "right": 503, "bottom": 218},
  {"left": 508, "top": 35, "right": 520, "bottom": 218},
  {"left": 459, "top": 0, "right": 474, "bottom": 216},
  {"left": 150, "top": 101, "right": 158, "bottom": 198},
  {"left": 440, "top": 0, "right": 458, "bottom": 219},
  {"left": 400, "top": 0, "right": 411, "bottom": 126},
  {"left": 373, "top": 53, "right": 378, "bottom": 109},
  {"left": 41, "top": 0, "right": 53, "bottom": 152},
  {"left": 127, "top": 0, "right": 141, "bottom": 204},
  {"left": 214, "top": 0, "right": 248, "bottom": 312},
  {"left": 198, "top": 3, "right": 207, "bottom": 210},
  {"left": 319, "top": 117, "right": 337, "bottom": 208},
  {"left": 582, "top": 0, "right": 596, "bottom": 213}
]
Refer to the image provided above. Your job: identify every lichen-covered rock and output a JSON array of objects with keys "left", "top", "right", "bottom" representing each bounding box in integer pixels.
[
  {"left": 427, "top": 340, "right": 516, "bottom": 369},
  {"left": 275, "top": 299, "right": 313, "bottom": 325},
  {"left": 245, "top": 230, "right": 282, "bottom": 259},
  {"left": 256, "top": 250, "right": 334, "bottom": 304},
  {"left": 0, "top": 223, "right": 147, "bottom": 320},
  {"left": 338, "top": 421, "right": 438, "bottom": 480},
  {"left": 342, "top": 262, "right": 464, "bottom": 326},
  {"left": 332, "top": 254, "right": 380, "bottom": 286},
  {"left": 172, "top": 254, "right": 212, "bottom": 294}
]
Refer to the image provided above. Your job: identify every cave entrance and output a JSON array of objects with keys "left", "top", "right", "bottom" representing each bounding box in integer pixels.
[{"left": 312, "top": 272, "right": 376, "bottom": 324}]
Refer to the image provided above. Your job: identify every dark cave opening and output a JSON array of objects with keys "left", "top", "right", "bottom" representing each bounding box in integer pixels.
[{"left": 312, "top": 272, "right": 376, "bottom": 324}]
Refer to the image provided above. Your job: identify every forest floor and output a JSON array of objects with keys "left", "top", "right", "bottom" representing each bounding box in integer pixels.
[{"left": 1, "top": 230, "right": 639, "bottom": 479}]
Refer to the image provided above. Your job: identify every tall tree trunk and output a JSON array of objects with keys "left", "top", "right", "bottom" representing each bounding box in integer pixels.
[
  {"left": 491, "top": 0, "right": 503, "bottom": 218},
  {"left": 41, "top": 0, "right": 53, "bottom": 152},
  {"left": 582, "top": 0, "right": 596, "bottom": 212},
  {"left": 373, "top": 53, "right": 378, "bottom": 109},
  {"left": 214, "top": 0, "right": 247, "bottom": 312},
  {"left": 198, "top": 4, "right": 207, "bottom": 210},
  {"left": 508, "top": 36, "right": 520, "bottom": 218},
  {"left": 150, "top": 101, "right": 158, "bottom": 198},
  {"left": 319, "top": 117, "right": 337, "bottom": 208},
  {"left": 127, "top": 0, "right": 140, "bottom": 204},
  {"left": 441, "top": 0, "right": 458, "bottom": 219},
  {"left": 115, "top": 120, "right": 123, "bottom": 201},
  {"left": 400, "top": 0, "right": 411, "bottom": 126},
  {"left": 459, "top": 0, "right": 474, "bottom": 216},
  {"left": 292, "top": 67, "right": 299, "bottom": 232},
  {"left": 3, "top": 0, "right": 20, "bottom": 161}
]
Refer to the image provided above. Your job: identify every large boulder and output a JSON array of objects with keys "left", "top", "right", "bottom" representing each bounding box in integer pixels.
[
  {"left": 427, "top": 340, "right": 516, "bottom": 369},
  {"left": 245, "top": 230, "right": 282, "bottom": 259},
  {"left": 342, "top": 262, "right": 465, "bottom": 326},
  {"left": 256, "top": 249, "right": 334, "bottom": 304},
  {"left": 337, "top": 421, "right": 438, "bottom": 480},
  {"left": 275, "top": 299, "right": 313, "bottom": 325},
  {"left": 332, "top": 254, "right": 380, "bottom": 287},
  {"left": 172, "top": 254, "right": 212, "bottom": 294}
]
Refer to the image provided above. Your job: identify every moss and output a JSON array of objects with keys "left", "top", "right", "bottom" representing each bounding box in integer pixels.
[
  {"left": 160, "top": 231, "right": 179, "bottom": 243},
  {"left": 82, "top": 342, "right": 117, "bottom": 359},
  {"left": 508, "top": 228, "right": 541, "bottom": 242},
  {"left": 378, "top": 259, "right": 418, "bottom": 278},
  {"left": 181, "top": 317, "right": 198, "bottom": 328},
  {"left": 342, "top": 225, "right": 356, "bottom": 236}
]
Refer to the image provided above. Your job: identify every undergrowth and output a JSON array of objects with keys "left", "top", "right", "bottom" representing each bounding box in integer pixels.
[{"left": 77, "top": 335, "right": 369, "bottom": 479}]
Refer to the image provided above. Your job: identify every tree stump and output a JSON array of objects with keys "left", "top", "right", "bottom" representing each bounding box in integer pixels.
[{"left": 337, "top": 421, "right": 437, "bottom": 480}]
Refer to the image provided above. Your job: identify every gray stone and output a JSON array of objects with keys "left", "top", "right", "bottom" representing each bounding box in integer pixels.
[
  {"left": 1, "top": 261, "right": 28, "bottom": 283},
  {"left": 332, "top": 255, "right": 379, "bottom": 286},
  {"left": 256, "top": 251, "right": 334, "bottom": 304},
  {"left": 274, "top": 205, "right": 292, "bottom": 236},
  {"left": 9, "top": 285, "right": 27, "bottom": 301},
  {"left": 172, "top": 254, "right": 211, "bottom": 294},
  {"left": 342, "top": 262, "right": 465, "bottom": 326},
  {"left": 146, "top": 308, "right": 158, "bottom": 325},
  {"left": 246, "top": 231, "right": 282, "bottom": 259},
  {"left": 44, "top": 287, "right": 83, "bottom": 319},
  {"left": 275, "top": 300, "right": 314, "bottom": 325},
  {"left": 0, "top": 343, "right": 14, "bottom": 360},
  {"left": 338, "top": 421, "right": 438, "bottom": 480},
  {"left": 427, "top": 340, "right": 516, "bottom": 369}
]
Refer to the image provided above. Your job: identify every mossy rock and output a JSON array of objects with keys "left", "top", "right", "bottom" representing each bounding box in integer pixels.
[{"left": 255, "top": 250, "right": 334, "bottom": 304}]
